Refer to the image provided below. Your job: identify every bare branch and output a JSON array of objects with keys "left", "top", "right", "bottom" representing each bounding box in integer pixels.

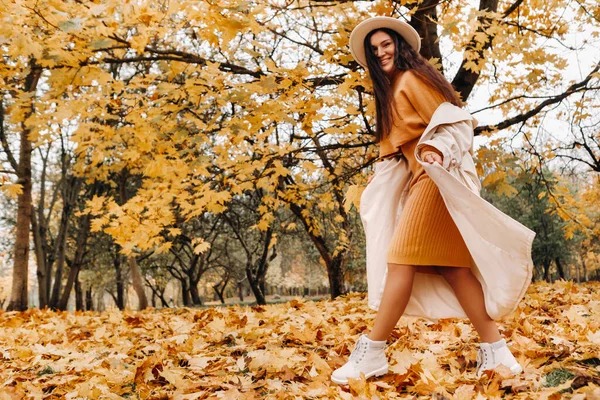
[{"left": 475, "top": 61, "right": 600, "bottom": 135}]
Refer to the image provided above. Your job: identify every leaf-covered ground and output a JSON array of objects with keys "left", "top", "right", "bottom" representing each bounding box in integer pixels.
[{"left": 0, "top": 281, "right": 599, "bottom": 399}]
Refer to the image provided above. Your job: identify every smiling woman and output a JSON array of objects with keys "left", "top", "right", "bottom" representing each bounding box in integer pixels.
[{"left": 330, "top": 16, "right": 531, "bottom": 385}]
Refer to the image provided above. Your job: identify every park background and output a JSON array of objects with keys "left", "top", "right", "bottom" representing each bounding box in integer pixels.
[{"left": 0, "top": 0, "right": 599, "bottom": 398}]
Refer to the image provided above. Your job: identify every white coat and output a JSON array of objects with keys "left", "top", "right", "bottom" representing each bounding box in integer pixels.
[{"left": 360, "top": 102, "right": 535, "bottom": 321}]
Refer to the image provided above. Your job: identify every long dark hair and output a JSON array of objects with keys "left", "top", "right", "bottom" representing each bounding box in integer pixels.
[{"left": 364, "top": 28, "right": 463, "bottom": 142}]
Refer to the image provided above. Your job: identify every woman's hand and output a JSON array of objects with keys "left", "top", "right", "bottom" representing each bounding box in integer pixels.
[{"left": 421, "top": 150, "right": 443, "bottom": 165}]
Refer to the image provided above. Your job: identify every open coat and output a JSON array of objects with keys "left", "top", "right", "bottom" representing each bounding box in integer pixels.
[{"left": 360, "top": 102, "right": 535, "bottom": 321}]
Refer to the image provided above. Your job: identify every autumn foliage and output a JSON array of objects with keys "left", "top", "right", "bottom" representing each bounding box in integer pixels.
[{"left": 0, "top": 281, "right": 598, "bottom": 398}]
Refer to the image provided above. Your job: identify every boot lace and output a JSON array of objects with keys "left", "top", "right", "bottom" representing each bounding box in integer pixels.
[
  {"left": 348, "top": 337, "right": 368, "bottom": 365},
  {"left": 476, "top": 347, "right": 493, "bottom": 375}
]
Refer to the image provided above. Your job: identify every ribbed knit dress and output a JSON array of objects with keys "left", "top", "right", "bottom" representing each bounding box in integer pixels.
[{"left": 380, "top": 70, "right": 471, "bottom": 274}]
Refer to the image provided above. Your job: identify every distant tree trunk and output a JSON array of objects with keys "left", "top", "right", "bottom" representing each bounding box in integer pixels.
[
  {"left": 247, "top": 264, "right": 267, "bottom": 305},
  {"left": 581, "top": 254, "right": 588, "bottom": 282},
  {"left": 31, "top": 144, "right": 52, "bottom": 308},
  {"left": 114, "top": 250, "right": 125, "bottom": 310},
  {"left": 555, "top": 257, "right": 567, "bottom": 280},
  {"left": 189, "top": 283, "right": 203, "bottom": 306},
  {"left": 116, "top": 169, "right": 147, "bottom": 310},
  {"left": 245, "top": 228, "right": 277, "bottom": 306},
  {"left": 157, "top": 286, "right": 168, "bottom": 308},
  {"left": 6, "top": 59, "right": 41, "bottom": 311},
  {"left": 238, "top": 280, "right": 244, "bottom": 302},
  {"left": 74, "top": 276, "right": 84, "bottom": 311},
  {"left": 57, "top": 210, "right": 91, "bottom": 311},
  {"left": 85, "top": 286, "right": 93, "bottom": 311},
  {"left": 213, "top": 272, "right": 230, "bottom": 304},
  {"left": 144, "top": 276, "right": 169, "bottom": 308},
  {"left": 49, "top": 176, "right": 81, "bottom": 308},
  {"left": 213, "top": 285, "right": 226, "bottom": 304},
  {"left": 544, "top": 260, "right": 552, "bottom": 282},
  {"left": 180, "top": 279, "right": 191, "bottom": 306},
  {"left": 31, "top": 206, "right": 48, "bottom": 308},
  {"left": 128, "top": 256, "right": 148, "bottom": 310}
]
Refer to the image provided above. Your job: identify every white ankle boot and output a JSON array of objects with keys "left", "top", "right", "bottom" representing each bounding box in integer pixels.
[
  {"left": 331, "top": 334, "right": 388, "bottom": 385},
  {"left": 476, "top": 339, "right": 523, "bottom": 377}
]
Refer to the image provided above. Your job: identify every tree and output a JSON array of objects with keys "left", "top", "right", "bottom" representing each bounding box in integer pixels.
[
  {"left": 2, "top": 0, "right": 598, "bottom": 307},
  {"left": 223, "top": 192, "right": 278, "bottom": 305},
  {"left": 1, "top": 59, "right": 42, "bottom": 311},
  {"left": 482, "top": 164, "right": 575, "bottom": 281}
]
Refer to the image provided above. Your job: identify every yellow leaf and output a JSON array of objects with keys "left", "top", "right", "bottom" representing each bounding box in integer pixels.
[
  {"left": 1, "top": 183, "right": 23, "bottom": 199},
  {"left": 343, "top": 184, "right": 365, "bottom": 212},
  {"left": 193, "top": 240, "right": 210, "bottom": 254}
]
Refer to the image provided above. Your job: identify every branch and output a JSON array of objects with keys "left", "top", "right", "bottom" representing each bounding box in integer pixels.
[
  {"left": 475, "top": 61, "right": 600, "bottom": 135},
  {"left": 0, "top": 99, "right": 18, "bottom": 172},
  {"left": 502, "top": 0, "right": 525, "bottom": 16}
]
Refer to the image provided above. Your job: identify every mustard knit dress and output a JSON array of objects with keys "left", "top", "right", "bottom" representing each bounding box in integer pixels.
[{"left": 380, "top": 70, "right": 471, "bottom": 274}]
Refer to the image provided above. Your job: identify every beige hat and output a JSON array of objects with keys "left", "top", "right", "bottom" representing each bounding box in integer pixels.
[{"left": 349, "top": 16, "right": 421, "bottom": 69}]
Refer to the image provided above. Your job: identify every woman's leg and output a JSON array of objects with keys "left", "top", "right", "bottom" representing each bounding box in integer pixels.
[
  {"left": 436, "top": 266, "right": 502, "bottom": 343},
  {"left": 367, "top": 264, "right": 416, "bottom": 341}
]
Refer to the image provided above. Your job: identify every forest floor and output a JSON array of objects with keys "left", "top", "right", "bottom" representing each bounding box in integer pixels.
[{"left": 0, "top": 280, "right": 599, "bottom": 399}]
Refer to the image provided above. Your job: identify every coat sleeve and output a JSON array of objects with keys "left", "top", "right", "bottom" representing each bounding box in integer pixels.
[{"left": 416, "top": 120, "right": 475, "bottom": 170}]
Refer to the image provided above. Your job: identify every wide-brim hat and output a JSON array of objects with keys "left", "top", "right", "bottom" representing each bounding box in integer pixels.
[{"left": 349, "top": 16, "right": 421, "bottom": 69}]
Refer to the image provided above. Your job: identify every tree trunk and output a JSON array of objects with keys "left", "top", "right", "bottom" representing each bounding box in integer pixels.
[
  {"left": 451, "top": 0, "right": 500, "bottom": 101},
  {"left": 114, "top": 251, "right": 125, "bottom": 310},
  {"left": 189, "top": 283, "right": 202, "bottom": 306},
  {"left": 214, "top": 272, "right": 230, "bottom": 304},
  {"left": 49, "top": 176, "right": 81, "bottom": 308},
  {"left": 157, "top": 286, "right": 168, "bottom": 308},
  {"left": 288, "top": 202, "right": 347, "bottom": 299},
  {"left": 145, "top": 277, "right": 169, "bottom": 308},
  {"left": 180, "top": 279, "right": 191, "bottom": 306},
  {"left": 32, "top": 145, "right": 52, "bottom": 308},
  {"left": 74, "top": 275, "right": 84, "bottom": 311},
  {"left": 410, "top": 0, "right": 443, "bottom": 69},
  {"left": 544, "top": 260, "right": 552, "bottom": 282},
  {"left": 128, "top": 256, "right": 148, "bottom": 310},
  {"left": 7, "top": 59, "right": 41, "bottom": 311},
  {"left": 56, "top": 211, "right": 91, "bottom": 310},
  {"left": 48, "top": 208, "right": 69, "bottom": 308},
  {"left": 213, "top": 285, "right": 226, "bottom": 304},
  {"left": 85, "top": 286, "right": 93, "bottom": 311},
  {"left": 555, "top": 257, "right": 567, "bottom": 280},
  {"left": 238, "top": 280, "right": 244, "bottom": 302},
  {"left": 246, "top": 262, "right": 266, "bottom": 305},
  {"left": 31, "top": 209, "right": 49, "bottom": 308}
]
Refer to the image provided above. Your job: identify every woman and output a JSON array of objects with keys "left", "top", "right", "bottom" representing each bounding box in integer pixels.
[{"left": 330, "top": 16, "right": 533, "bottom": 385}]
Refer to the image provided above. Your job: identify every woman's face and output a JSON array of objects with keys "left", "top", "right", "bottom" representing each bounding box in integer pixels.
[{"left": 369, "top": 30, "right": 396, "bottom": 76}]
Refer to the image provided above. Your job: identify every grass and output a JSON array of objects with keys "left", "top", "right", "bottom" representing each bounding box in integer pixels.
[{"left": 544, "top": 368, "right": 575, "bottom": 387}]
